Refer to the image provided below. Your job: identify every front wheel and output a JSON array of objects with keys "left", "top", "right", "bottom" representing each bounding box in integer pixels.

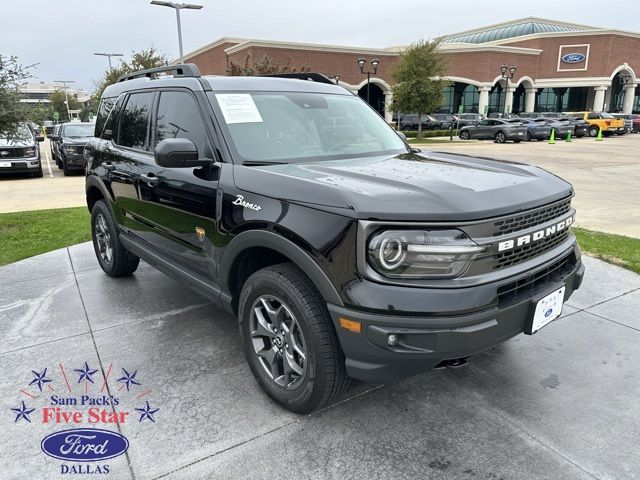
[
  {"left": 589, "top": 126, "right": 599, "bottom": 137},
  {"left": 495, "top": 132, "right": 506, "bottom": 143},
  {"left": 459, "top": 131, "right": 470, "bottom": 140},
  {"left": 239, "top": 263, "right": 350, "bottom": 413},
  {"left": 91, "top": 200, "right": 140, "bottom": 277}
]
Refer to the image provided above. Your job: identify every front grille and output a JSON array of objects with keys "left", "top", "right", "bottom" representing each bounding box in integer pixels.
[
  {"left": 497, "top": 252, "right": 576, "bottom": 306},
  {"left": 493, "top": 229, "right": 570, "bottom": 269},
  {"left": 493, "top": 199, "right": 571, "bottom": 236},
  {"left": 0, "top": 148, "right": 25, "bottom": 159}
]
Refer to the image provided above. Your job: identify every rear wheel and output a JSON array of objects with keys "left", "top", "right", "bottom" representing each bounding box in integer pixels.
[
  {"left": 589, "top": 126, "right": 599, "bottom": 137},
  {"left": 459, "top": 131, "right": 470, "bottom": 140},
  {"left": 526, "top": 130, "right": 532, "bottom": 141},
  {"left": 238, "top": 263, "right": 350, "bottom": 413},
  {"left": 495, "top": 132, "right": 506, "bottom": 143},
  {"left": 91, "top": 200, "right": 139, "bottom": 277}
]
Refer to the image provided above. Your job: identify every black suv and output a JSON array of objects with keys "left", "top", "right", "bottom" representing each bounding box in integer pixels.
[
  {"left": 85, "top": 65, "right": 584, "bottom": 413},
  {"left": 50, "top": 122, "right": 95, "bottom": 175}
]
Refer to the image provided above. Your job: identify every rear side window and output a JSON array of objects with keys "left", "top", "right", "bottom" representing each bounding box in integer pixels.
[
  {"left": 154, "top": 91, "right": 210, "bottom": 157},
  {"left": 117, "top": 92, "right": 155, "bottom": 150},
  {"left": 95, "top": 97, "right": 116, "bottom": 137}
]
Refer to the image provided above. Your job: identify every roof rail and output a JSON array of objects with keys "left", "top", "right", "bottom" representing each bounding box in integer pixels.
[
  {"left": 259, "top": 73, "right": 337, "bottom": 85},
  {"left": 116, "top": 63, "right": 201, "bottom": 83}
]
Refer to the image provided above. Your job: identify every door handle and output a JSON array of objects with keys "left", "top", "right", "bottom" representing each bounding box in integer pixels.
[{"left": 139, "top": 173, "right": 159, "bottom": 187}]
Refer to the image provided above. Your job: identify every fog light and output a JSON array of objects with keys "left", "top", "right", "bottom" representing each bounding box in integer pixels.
[{"left": 387, "top": 334, "right": 398, "bottom": 346}]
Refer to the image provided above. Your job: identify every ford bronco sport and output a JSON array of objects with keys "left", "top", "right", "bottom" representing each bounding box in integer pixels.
[{"left": 85, "top": 65, "right": 584, "bottom": 413}]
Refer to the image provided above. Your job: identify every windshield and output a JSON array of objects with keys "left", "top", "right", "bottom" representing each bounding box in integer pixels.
[
  {"left": 0, "top": 124, "right": 34, "bottom": 145},
  {"left": 599, "top": 112, "right": 614, "bottom": 119},
  {"left": 63, "top": 124, "right": 94, "bottom": 138},
  {"left": 211, "top": 92, "right": 407, "bottom": 163}
]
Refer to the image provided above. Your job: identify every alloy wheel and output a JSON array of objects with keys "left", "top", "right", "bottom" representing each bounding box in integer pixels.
[
  {"left": 249, "top": 295, "right": 307, "bottom": 389},
  {"left": 94, "top": 213, "right": 113, "bottom": 264}
]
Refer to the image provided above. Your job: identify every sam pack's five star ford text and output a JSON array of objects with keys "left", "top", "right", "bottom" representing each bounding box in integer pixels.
[{"left": 85, "top": 65, "right": 584, "bottom": 413}]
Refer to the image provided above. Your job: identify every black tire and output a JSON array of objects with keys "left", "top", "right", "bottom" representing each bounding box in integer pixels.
[
  {"left": 589, "top": 126, "right": 599, "bottom": 137},
  {"left": 91, "top": 200, "right": 140, "bottom": 277},
  {"left": 495, "top": 131, "right": 506, "bottom": 143},
  {"left": 33, "top": 164, "right": 43, "bottom": 178},
  {"left": 526, "top": 130, "right": 532, "bottom": 141},
  {"left": 62, "top": 161, "right": 71, "bottom": 176},
  {"left": 459, "top": 131, "right": 470, "bottom": 140},
  {"left": 514, "top": 139, "right": 522, "bottom": 143},
  {"left": 238, "top": 263, "right": 350, "bottom": 413}
]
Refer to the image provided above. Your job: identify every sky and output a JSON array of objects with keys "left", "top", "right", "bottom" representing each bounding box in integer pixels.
[{"left": 4, "top": 0, "right": 639, "bottom": 91}]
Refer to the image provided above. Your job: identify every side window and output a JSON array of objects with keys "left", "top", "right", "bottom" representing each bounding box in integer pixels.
[
  {"left": 154, "top": 91, "right": 210, "bottom": 157},
  {"left": 117, "top": 92, "right": 155, "bottom": 150},
  {"left": 94, "top": 96, "right": 115, "bottom": 138},
  {"left": 587, "top": 112, "right": 598, "bottom": 120}
]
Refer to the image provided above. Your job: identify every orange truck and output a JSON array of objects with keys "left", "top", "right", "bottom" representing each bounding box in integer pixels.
[{"left": 567, "top": 111, "right": 626, "bottom": 137}]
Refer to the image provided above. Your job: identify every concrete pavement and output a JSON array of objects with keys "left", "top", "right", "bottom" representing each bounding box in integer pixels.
[
  {"left": 421, "top": 134, "right": 640, "bottom": 238},
  {"left": 2, "top": 242, "right": 640, "bottom": 479}
]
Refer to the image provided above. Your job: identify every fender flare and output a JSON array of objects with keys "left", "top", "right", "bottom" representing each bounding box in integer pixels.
[
  {"left": 85, "top": 175, "right": 117, "bottom": 218},
  {"left": 219, "top": 230, "right": 343, "bottom": 306}
]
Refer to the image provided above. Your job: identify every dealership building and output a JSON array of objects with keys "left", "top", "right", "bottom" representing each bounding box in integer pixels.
[{"left": 182, "top": 17, "right": 640, "bottom": 120}]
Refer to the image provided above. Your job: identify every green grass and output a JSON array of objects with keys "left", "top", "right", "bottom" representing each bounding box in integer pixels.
[
  {"left": 0, "top": 207, "right": 91, "bottom": 266},
  {"left": 574, "top": 227, "right": 640, "bottom": 274}
]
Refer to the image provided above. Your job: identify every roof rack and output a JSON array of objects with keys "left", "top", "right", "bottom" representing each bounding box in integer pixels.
[
  {"left": 116, "top": 63, "right": 201, "bottom": 83},
  {"left": 260, "top": 73, "right": 337, "bottom": 85}
]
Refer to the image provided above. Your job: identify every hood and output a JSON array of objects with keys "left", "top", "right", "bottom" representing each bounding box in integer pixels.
[
  {"left": 234, "top": 152, "right": 573, "bottom": 222},
  {"left": 0, "top": 138, "right": 34, "bottom": 147},
  {"left": 62, "top": 136, "right": 92, "bottom": 145}
]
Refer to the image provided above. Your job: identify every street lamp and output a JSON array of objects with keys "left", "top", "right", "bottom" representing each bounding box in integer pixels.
[
  {"left": 333, "top": 74, "right": 340, "bottom": 85},
  {"left": 499, "top": 64, "right": 517, "bottom": 115},
  {"left": 357, "top": 57, "right": 380, "bottom": 104},
  {"left": 150, "top": 1, "right": 203, "bottom": 63},
  {"left": 94, "top": 53, "right": 124, "bottom": 71},
  {"left": 53, "top": 80, "right": 75, "bottom": 121}
]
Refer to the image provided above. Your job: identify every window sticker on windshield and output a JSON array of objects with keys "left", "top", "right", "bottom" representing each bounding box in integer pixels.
[{"left": 215, "top": 94, "right": 263, "bottom": 124}]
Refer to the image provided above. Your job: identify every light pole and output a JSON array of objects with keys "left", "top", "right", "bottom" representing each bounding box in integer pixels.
[
  {"left": 150, "top": 1, "right": 203, "bottom": 63},
  {"left": 53, "top": 80, "right": 74, "bottom": 121},
  {"left": 357, "top": 57, "right": 380, "bottom": 104},
  {"left": 499, "top": 64, "right": 517, "bottom": 115},
  {"left": 332, "top": 74, "right": 340, "bottom": 85},
  {"left": 618, "top": 73, "right": 632, "bottom": 112},
  {"left": 94, "top": 53, "right": 124, "bottom": 71}
]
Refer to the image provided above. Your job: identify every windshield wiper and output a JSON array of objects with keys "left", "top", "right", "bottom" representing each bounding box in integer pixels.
[{"left": 242, "top": 160, "right": 289, "bottom": 166}]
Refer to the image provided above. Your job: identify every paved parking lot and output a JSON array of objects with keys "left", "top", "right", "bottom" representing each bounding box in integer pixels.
[
  {"left": 425, "top": 133, "right": 640, "bottom": 238},
  {"left": 2, "top": 242, "right": 640, "bottom": 479}
]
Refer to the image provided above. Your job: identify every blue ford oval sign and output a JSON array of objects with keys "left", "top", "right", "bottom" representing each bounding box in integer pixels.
[
  {"left": 41, "top": 428, "right": 129, "bottom": 462},
  {"left": 561, "top": 53, "right": 586, "bottom": 64}
]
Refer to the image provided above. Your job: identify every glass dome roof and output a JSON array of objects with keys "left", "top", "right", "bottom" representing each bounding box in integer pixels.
[{"left": 443, "top": 20, "right": 586, "bottom": 44}]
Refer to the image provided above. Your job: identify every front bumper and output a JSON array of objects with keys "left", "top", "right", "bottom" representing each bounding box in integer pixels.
[
  {"left": 62, "top": 152, "right": 87, "bottom": 169},
  {"left": 506, "top": 130, "right": 527, "bottom": 141},
  {"left": 0, "top": 156, "right": 41, "bottom": 174},
  {"left": 328, "top": 247, "right": 584, "bottom": 384}
]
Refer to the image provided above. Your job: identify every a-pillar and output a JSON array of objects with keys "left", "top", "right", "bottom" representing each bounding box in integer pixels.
[
  {"left": 478, "top": 86, "right": 491, "bottom": 115},
  {"left": 593, "top": 85, "right": 608, "bottom": 112},
  {"left": 623, "top": 83, "right": 637, "bottom": 114},
  {"left": 524, "top": 88, "right": 537, "bottom": 112},
  {"left": 383, "top": 91, "right": 393, "bottom": 123}
]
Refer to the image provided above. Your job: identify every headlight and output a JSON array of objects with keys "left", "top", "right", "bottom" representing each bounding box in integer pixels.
[
  {"left": 63, "top": 145, "right": 81, "bottom": 154},
  {"left": 24, "top": 147, "right": 36, "bottom": 156},
  {"left": 367, "top": 229, "right": 489, "bottom": 279}
]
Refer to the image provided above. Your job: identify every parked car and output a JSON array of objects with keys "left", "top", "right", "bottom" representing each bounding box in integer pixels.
[
  {"left": 459, "top": 118, "right": 528, "bottom": 143},
  {"left": 556, "top": 117, "right": 589, "bottom": 138},
  {"left": 43, "top": 120, "right": 55, "bottom": 135},
  {"left": 611, "top": 114, "right": 635, "bottom": 134},
  {"left": 400, "top": 114, "right": 441, "bottom": 130},
  {"left": 517, "top": 112, "right": 544, "bottom": 119},
  {"left": 565, "top": 111, "right": 625, "bottom": 137},
  {"left": 431, "top": 113, "right": 456, "bottom": 129},
  {"left": 456, "top": 113, "right": 484, "bottom": 127},
  {"left": 50, "top": 124, "right": 62, "bottom": 161},
  {"left": 0, "top": 123, "right": 44, "bottom": 177},
  {"left": 534, "top": 118, "right": 574, "bottom": 139},
  {"left": 508, "top": 118, "right": 551, "bottom": 141},
  {"left": 487, "top": 112, "right": 519, "bottom": 119},
  {"left": 49, "top": 122, "right": 94, "bottom": 175},
  {"left": 86, "top": 65, "right": 584, "bottom": 413}
]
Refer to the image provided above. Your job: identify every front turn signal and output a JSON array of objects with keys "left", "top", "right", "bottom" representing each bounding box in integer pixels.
[{"left": 339, "top": 317, "right": 361, "bottom": 333}]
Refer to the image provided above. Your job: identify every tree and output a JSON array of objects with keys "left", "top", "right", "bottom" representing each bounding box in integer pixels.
[
  {"left": 227, "top": 54, "right": 311, "bottom": 76},
  {"left": 92, "top": 47, "right": 168, "bottom": 102},
  {"left": 0, "top": 55, "right": 33, "bottom": 135},
  {"left": 49, "top": 90, "right": 81, "bottom": 122},
  {"left": 390, "top": 39, "right": 446, "bottom": 137}
]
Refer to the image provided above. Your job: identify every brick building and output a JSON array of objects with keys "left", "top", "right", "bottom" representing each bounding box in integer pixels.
[{"left": 182, "top": 17, "right": 640, "bottom": 120}]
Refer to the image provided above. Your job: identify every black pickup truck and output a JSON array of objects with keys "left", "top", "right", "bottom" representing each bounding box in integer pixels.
[{"left": 85, "top": 65, "right": 584, "bottom": 413}]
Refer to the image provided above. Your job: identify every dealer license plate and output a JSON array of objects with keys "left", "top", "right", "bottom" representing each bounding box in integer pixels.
[
  {"left": 0, "top": 161, "right": 12, "bottom": 168},
  {"left": 530, "top": 286, "right": 565, "bottom": 333}
]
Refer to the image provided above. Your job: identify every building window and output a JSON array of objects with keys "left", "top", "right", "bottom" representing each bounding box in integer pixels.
[
  {"left": 488, "top": 84, "right": 504, "bottom": 114},
  {"left": 440, "top": 83, "right": 479, "bottom": 114}
]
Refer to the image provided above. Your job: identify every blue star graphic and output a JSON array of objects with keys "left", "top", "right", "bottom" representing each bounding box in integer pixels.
[
  {"left": 117, "top": 368, "right": 141, "bottom": 391},
  {"left": 74, "top": 362, "right": 98, "bottom": 384},
  {"left": 11, "top": 401, "right": 35, "bottom": 423},
  {"left": 29, "top": 368, "right": 52, "bottom": 392},
  {"left": 135, "top": 401, "right": 159, "bottom": 423}
]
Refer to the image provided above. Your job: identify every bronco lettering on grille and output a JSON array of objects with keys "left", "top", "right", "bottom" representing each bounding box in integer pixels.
[{"left": 497, "top": 216, "right": 574, "bottom": 252}]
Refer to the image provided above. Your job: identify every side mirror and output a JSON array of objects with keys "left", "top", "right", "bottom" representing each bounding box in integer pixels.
[
  {"left": 49, "top": 135, "right": 60, "bottom": 141},
  {"left": 154, "top": 138, "right": 211, "bottom": 168},
  {"left": 36, "top": 135, "right": 44, "bottom": 142}
]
